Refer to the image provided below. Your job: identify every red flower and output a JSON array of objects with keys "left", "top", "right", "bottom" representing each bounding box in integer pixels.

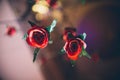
[
  {"left": 26, "top": 26, "right": 49, "bottom": 48},
  {"left": 64, "top": 38, "right": 86, "bottom": 60},
  {"left": 6, "top": 26, "right": 16, "bottom": 36},
  {"left": 46, "top": 0, "right": 57, "bottom": 8}
]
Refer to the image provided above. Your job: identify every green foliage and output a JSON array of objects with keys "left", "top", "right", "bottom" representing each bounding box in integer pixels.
[
  {"left": 33, "top": 48, "right": 40, "bottom": 62},
  {"left": 59, "top": 48, "right": 65, "bottom": 55},
  {"left": 22, "top": 33, "right": 28, "bottom": 40},
  {"left": 46, "top": 19, "right": 57, "bottom": 32},
  {"left": 81, "top": 47, "right": 91, "bottom": 59},
  {"left": 78, "top": 32, "right": 86, "bottom": 40}
]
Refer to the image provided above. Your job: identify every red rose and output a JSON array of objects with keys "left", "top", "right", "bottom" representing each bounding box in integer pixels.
[
  {"left": 26, "top": 27, "right": 49, "bottom": 48},
  {"left": 64, "top": 38, "right": 86, "bottom": 60}
]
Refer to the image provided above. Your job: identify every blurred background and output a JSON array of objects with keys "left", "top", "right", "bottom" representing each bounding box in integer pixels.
[{"left": 0, "top": 0, "right": 120, "bottom": 80}]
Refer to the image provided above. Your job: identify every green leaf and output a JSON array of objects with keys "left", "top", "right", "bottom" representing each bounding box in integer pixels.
[
  {"left": 28, "top": 20, "right": 36, "bottom": 27},
  {"left": 78, "top": 32, "right": 87, "bottom": 40},
  {"left": 22, "top": 33, "right": 28, "bottom": 40},
  {"left": 83, "top": 33, "right": 87, "bottom": 40},
  {"left": 58, "top": 48, "right": 65, "bottom": 55},
  {"left": 81, "top": 47, "right": 91, "bottom": 59},
  {"left": 61, "top": 48, "right": 65, "bottom": 53},
  {"left": 33, "top": 48, "right": 40, "bottom": 62},
  {"left": 47, "top": 19, "right": 57, "bottom": 32}
]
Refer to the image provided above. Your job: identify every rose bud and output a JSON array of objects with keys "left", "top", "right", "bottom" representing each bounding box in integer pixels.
[{"left": 63, "top": 27, "right": 77, "bottom": 42}]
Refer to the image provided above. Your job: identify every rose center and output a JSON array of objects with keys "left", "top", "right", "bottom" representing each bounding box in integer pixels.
[
  {"left": 69, "top": 42, "right": 78, "bottom": 54},
  {"left": 33, "top": 32, "right": 45, "bottom": 45}
]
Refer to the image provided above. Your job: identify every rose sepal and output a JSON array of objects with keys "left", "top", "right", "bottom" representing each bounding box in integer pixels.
[
  {"left": 33, "top": 48, "right": 40, "bottom": 62},
  {"left": 78, "top": 32, "right": 87, "bottom": 40},
  {"left": 80, "top": 47, "right": 91, "bottom": 59}
]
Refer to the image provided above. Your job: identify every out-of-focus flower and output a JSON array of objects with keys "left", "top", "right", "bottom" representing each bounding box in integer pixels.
[{"left": 6, "top": 26, "right": 16, "bottom": 36}]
